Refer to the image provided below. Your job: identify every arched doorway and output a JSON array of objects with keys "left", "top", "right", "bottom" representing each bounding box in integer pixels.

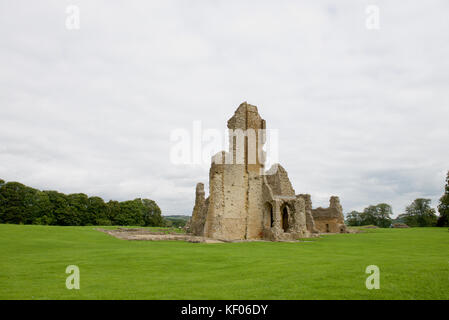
[{"left": 282, "top": 206, "right": 289, "bottom": 232}]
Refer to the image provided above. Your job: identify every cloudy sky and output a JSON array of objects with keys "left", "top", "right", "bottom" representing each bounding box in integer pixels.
[{"left": 1, "top": 0, "right": 448, "bottom": 216}]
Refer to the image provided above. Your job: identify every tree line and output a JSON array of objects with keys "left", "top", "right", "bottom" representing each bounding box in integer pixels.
[
  {"left": 346, "top": 199, "right": 437, "bottom": 227},
  {"left": 0, "top": 178, "right": 165, "bottom": 227},
  {"left": 345, "top": 171, "right": 449, "bottom": 228}
]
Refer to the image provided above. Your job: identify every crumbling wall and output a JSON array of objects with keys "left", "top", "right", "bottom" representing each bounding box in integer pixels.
[
  {"left": 291, "top": 197, "right": 307, "bottom": 234},
  {"left": 229, "top": 102, "right": 265, "bottom": 240},
  {"left": 189, "top": 183, "right": 208, "bottom": 236},
  {"left": 203, "top": 103, "right": 266, "bottom": 240},
  {"left": 297, "top": 194, "right": 319, "bottom": 234},
  {"left": 312, "top": 196, "right": 347, "bottom": 233},
  {"left": 189, "top": 101, "right": 346, "bottom": 241},
  {"left": 265, "top": 164, "right": 295, "bottom": 197},
  {"left": 246, "top": 172, "right": 264, "bottom": 239},
  {"left": 262, "top": 167, "right": 310, "bottom": 240}
]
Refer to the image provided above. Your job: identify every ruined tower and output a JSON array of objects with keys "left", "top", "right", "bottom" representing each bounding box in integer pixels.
[
  {"left": 311, "top": 196, "right": 347, "bottom": 233},
  {"left": 203, "top": 102, "right": 266, "bottom": 240},
  {"left": 188, "top": 102, "right": 347, "bottom": 241}
]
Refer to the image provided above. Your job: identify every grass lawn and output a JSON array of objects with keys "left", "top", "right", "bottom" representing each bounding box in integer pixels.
[{"left": 0, "top": 224, "right": 448, "bottom": 299}]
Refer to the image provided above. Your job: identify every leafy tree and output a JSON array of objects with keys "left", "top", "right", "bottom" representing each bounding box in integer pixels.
[
  {"left": 0, "top": 182, "right": 33, "bottom": 224},
  {"left": 88, "top": 196, "right": 110, "bottom": 225},
  {"left": 67, "top": 193, "right": 90, "bottom": 226},
  {"left": 437, "top": 171, "right": 449, "bottom": 227},
  {"left": 141, "top": 199, "right": 163, "bottom": 226},
  {"left": 29, "top": 191, "right": 53, "bottom": 225},
  {"left": 345, "top": 210, "right": 363, "bottom": 226},
  {"left": 45, "top": 191, "right": 70, "bottom": 226},
  {"left": 373, "top": 203, "right": 393, "bottom": 228},
  {"left": 360, "top": 206, "right": 378, "bottom": 226},
  {"left": 345, "top": 204, "right": 393, "bottom": 227},
  {"left": 116, "top": 199, "right": 145, "bottom": 226},
  {"left": 0, "top": 178, "right": 164, "bottom": 227},
  {"left": 402, "top": 198, "right": 437, "bottom": 227},
  {"left": 164, "top": 217, "right": 188, "bottom": 228},
  {"left": 0, "top": 179, "right": 4, "bottom": 220},
  {"left": 106, "top": 200, "right": 121, "bottom": 225}
]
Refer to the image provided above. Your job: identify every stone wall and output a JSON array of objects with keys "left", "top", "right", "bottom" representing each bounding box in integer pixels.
[
  {"left": 188, "top": 102, "right": 346, "bottom": 241},
  {"left": 203, "top": 103, "right": 266, "bottom": 240},
  {"left": 265, "top": 164, "right": 295, "bottom": 197},
  {"left": 189, "top": 183, "right": 207, "bottom": 235},
  {"left": 312, "top": 196, "right": 347, "bottom": 233},
  {"left": 297, "top": 194, "right": 319, "bottom": 234}
]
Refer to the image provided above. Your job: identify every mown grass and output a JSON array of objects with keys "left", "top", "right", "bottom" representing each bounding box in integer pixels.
[{"left": 0, "top": 224, "right": 448, "bottom": 299}]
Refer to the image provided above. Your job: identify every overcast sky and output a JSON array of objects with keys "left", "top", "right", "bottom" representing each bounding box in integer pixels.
[{"left": 1, "top": 0, "right": 448, "bottom": 216}]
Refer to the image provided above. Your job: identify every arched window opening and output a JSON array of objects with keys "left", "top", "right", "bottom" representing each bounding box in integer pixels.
[{"left": 282, "top": 206, "right": 289, "bottom": 232}]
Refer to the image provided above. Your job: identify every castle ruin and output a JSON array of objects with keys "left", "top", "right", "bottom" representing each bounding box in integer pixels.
[{"left": 188, "top": 102, "right": 346, "bottom": 241}]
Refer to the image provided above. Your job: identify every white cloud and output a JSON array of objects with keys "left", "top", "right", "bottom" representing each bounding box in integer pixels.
[{"left": 1, "top": 0, "right": 448, "bottom": 216}]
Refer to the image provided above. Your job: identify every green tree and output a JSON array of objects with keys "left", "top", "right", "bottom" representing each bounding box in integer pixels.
[
  {"left": 0, "top": 181, "right": 54, "bottom": 225},
  {"left": 402, "top": 198, "right": 437, "bottom": 227},
  {"left": 374, "top": 203, "right": 394, "bottom": 228},
  {"left": 45, "top": 191, "right": 70, "bottom": 226},
  {"left": 22, "top": 186, "right": 40, "bottom": 224},
  {"left": 360, "top": 206, "right": 378, "bottom": 226},
  {"left": 360, "top": 204, "right": 393, "bottom": 227},
  {"left": 29, "top": 191, "right": 53, "bottom": 225},
  {"left": 437, "top": 171, "right": 449, "bottom": 227},
  {"left": 345, "top": 210, "right": 363, "bottom": 226},
  {"left": 0, "top": 179, "right": 4, "bottom": 220},
  {"left": 67, "top": 193, "right": 89, "bottom": 226},
  {"left": 0, "top": 182, "right": 34, "bottom": 224},
  {"left": 88, "top": 196, "right": 110, "bottom": 225},
  {"left": 117, "top": 199, "right": 145, "bottom": 226},
  {"left": 0, "top": 178, "right": 162, "bottom": 227},
  {"left": 164, "top": 217, "right": 187, "bottom": 228},
  {"left": 345, "top": 204, "right": 393, "bottom": 227},
  {"left": 106, "top": 200, "right": 121, "bottom": 225},
  {"left": 141, "top": 199, "right": 163, "bottom": 226}
]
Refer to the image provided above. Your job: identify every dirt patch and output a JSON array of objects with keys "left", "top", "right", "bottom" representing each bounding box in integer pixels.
[
  {"left": 391, "top": 223, "right": 409, "bottom": 228},
  {"left": 96, "top": 228, "right": 328, "bottom": 243},
  {"left": 97, "top": 228, "right": 225, "bottom": 243}
]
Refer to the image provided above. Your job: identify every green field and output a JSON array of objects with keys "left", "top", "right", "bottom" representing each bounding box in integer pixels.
[{"left": 0, "top": 224, "right": 448, "bottom": 299}]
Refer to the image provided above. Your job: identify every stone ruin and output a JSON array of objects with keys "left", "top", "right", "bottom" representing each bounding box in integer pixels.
[{"left": 187, "top": 102, "right": 347, "bottom": 241}]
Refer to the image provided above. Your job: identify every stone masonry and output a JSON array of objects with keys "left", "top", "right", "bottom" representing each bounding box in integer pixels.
[{"left": 188, "top": 102, "right": 347, "bottom": 241}]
